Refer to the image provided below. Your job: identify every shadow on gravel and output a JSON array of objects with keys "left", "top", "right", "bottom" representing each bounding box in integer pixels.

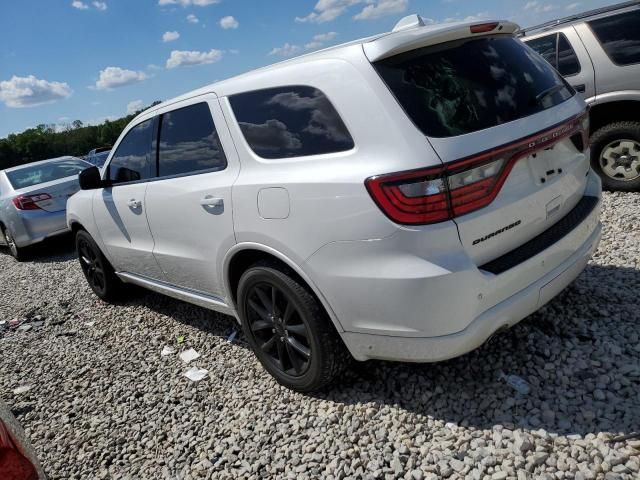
[
  {"left": 0, "top": 233, "right": 76, "bottom": 263},
  {"left": 123, "top": 289, "right": 250, "bottom": 351},
  {"left": 311, "top": 263, "right": 640, "bottom": 438}
]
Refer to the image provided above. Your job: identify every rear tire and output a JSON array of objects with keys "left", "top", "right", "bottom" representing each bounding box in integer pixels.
[
  {"left": 237, "top": 261, "right": 350, "bottom": 392},
  {"left": 76, "top": 230, "right": 123, "bottom": 301},
  {"left": 1, "top": 226, "right": 25, "bottom": 261},
  {"left": 591, "top": 121, "right": 640, "bottom": 191}
]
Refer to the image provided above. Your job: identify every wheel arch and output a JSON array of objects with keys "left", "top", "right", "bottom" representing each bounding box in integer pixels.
[
  {"left": 590, "top": 100, "right": 640, "bottom": 133},
  {"left": 223, "top": 243, "right": 345, "bottom": 333}
]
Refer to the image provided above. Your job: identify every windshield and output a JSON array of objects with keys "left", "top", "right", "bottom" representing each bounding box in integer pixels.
[
  {"left": 6, "top": 158, "right": 90, "bottom": 189},
  {"left": 374, "top": 35, "right": 574, "bottom": 138}
]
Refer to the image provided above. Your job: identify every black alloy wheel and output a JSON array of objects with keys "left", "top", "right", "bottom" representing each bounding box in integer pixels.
[
  {"left": 78, "top": 236, "right": 107, "bottom": 296},
  {"left": 245, "top": 281, "right": 313, "bottom": 376},
  {"left": 75, "top": 230, "right": 123, "bottom": 301},
  {"left": 238, "top": 261, "right": 350, "bottom": 392}
]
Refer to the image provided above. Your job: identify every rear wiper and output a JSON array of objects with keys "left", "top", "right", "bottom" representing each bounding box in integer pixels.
[{"left": 535, "top": 84, "right": 566, "bottom": 104}]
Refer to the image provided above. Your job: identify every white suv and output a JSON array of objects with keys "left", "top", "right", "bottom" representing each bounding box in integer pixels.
[{"left": 67, "top": 16, "right": 602, "bottom": 391}]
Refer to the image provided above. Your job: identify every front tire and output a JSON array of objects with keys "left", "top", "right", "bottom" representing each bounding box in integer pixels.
[
  {"left": 76, "top": 230, "right": 123, "bottom": 301},
  {"left": 237, "top": 261, "right": 350, "bottom": 392},
  {"left": 591, "top": 121, "right": 640, "bottom": 191},
  {"left": 2, "top": 227, "right": 25, "bottom": 261}
]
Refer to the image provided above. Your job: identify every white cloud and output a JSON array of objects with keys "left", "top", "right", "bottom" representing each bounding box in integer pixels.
[
  {"left": 269, "top": 43, "right": 302, "bottom": 57},
  {"left": 566, "top": 2, "right": 580, "bottom": 10},
  {"left": 354, "top": 0, "right": 408, "bottom": 20},
  {"left": 296, "top": 0, "right": 406, "bottom": 23},
  {"left": 159, "top": 0, "right": 219, "bottom": 6},
  {"left": 187, "top": 14, "right": 199, "bottom": 23},
  {"left": 219, "top": 15, "right": 239, "bottom": 29},
  {"left": 524, "top": 1, "right": 554, "bottom": 13},
  {"left": 296, "top": 0, "right": 362, "bottom": 23},
  {"left": 95, "top": 67, "right": 148, "bottom": 90},
  {"left": 92, "top": 1, "right": 107, "bottom": 10},
  {"left": 305, "top": 31, "right": 338, "bottom": 50},
  {"left": 71, "top": 1, "right": 89, "bottom": 9},
  {"left": 127, "top": 100, "right": 144, "bottom": 114},
  {"left": 162, "top": 30, "right": 180, "bottom": 42},
  {"left": 443, "top": 11, "right": 489, "bottom": 22},
  {"left": 166, "top": 49, "right": 223, "bottom": 68},
  {"left": 0, "top": 75, "right": 72, "bottom": 108}
]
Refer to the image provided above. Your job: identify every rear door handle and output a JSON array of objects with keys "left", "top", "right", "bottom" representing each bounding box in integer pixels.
[
  {"left": 127, "top": 199, "right": 142, "bottom": 208},
  {"left": 572, "top": 84, "right": 586, "bottom": 93},
  {"left": 200, "top": 195, "right": 223, "bottom": 207}
]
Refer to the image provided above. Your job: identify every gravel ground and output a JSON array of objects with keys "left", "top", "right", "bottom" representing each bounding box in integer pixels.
[{"left": 1, "top": 191, "right": 639, "bottom": 480}]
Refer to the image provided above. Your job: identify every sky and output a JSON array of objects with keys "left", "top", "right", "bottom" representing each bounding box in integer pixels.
[{"left": 0, "top": 0, "right": 617, "bottom": 139}]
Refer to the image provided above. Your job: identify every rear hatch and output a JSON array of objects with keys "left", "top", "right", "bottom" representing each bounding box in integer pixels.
[
  {"left": 368, "top": 26, "right": 590, "bottom": 267},
  {"left": 7, "top": 158, "right": 90, "bottom": 213}
]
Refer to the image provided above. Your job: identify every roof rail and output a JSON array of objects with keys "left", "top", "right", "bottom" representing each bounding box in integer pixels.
[{"left": 518, "top": 0, "right": 640, "bottom": 36}]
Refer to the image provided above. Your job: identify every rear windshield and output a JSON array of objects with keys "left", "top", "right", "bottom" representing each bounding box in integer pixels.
[
  {"left": 374, "top": 35, "right": 574, "bottom": 138},
  {"left": 6, "top": 158, "right": 89, "bottom": 189}
]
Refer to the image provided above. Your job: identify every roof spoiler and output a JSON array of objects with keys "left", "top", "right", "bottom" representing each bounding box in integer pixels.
[{"left": 366, "top": 18, "right": 520, "bottom": 62}]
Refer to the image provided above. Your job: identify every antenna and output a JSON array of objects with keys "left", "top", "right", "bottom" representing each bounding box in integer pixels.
[{"left": 392, "top": 14, "right": 426, "bottom": 32}]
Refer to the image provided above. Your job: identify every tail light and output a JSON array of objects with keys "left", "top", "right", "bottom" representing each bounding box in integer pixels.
[
  {"left": 366, "top": 112, "right": 588, "bottom": 225},
  {"left": 12, "top": 194, "right": 51, "bottom": 211},
  {"left": 0, "top": 420, "right": 38, "bottom": 480}
]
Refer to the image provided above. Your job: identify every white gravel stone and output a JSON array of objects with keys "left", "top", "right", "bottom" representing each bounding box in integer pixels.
[{"left": 1, "top": 191, "right": 639, "bottom": 479}]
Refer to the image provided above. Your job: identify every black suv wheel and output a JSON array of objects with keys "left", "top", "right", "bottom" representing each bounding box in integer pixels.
[
  {"left": 238, "top": 261, "right": 350, "bottom": 392},
  {"left": 76, "top": 230, "right": 123, "bottom": 301}
]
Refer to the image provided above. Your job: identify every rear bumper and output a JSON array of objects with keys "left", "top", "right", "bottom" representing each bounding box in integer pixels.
[
  {"left": 9, "top": 209, "right": 70, "bottom": 247},
  {"left": 341, "top": 221, "right": 601, "bottom": 362},
  {"left": 305, "top": 172, "right": 602, "bottom": 362}
]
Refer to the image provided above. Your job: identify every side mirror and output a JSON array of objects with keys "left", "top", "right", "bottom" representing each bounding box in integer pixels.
[{"left": 79, "top": 166, "right": 103, "bottom": 190}]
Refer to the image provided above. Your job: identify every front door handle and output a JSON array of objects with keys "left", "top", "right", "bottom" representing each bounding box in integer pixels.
[
  {"left": 572, "top": 83, "right": 586, "bottom": 93},
  {"left": 127, "top": 199, "right": 142, "bottom": 209},
  {"left": 200, "top": 195, "right": 223, "bottom": 207}
]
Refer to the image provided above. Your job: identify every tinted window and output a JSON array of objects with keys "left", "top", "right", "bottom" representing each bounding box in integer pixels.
[
  {"left": 589, "top": 10, "right": 640, "bottom": 66},
  {"left": 526, "top": 33, "right": 580, "bottom": 77},
  {"left": 108, "top": 120, "right": 153, "bottom": 184},
  {"left": 158, "top": 102, "right": 227, "bottom": 177},
  {"left": 229, "top": 86, "right": 354, "bottom": 159},
  {"left": 526, "top": 34, "right": 557, "bottom": 66},
  {"left": 557, "top": 34, "right": 581, "bottom": 76},
  {"left": 374, "top": 36, "right": 574, "bottom": 138},
  {"left": 6, "top": 158, "right": 90, "bottom": 189}
]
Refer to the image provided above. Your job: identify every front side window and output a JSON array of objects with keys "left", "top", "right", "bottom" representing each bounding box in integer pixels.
[
  {"left": 526, "top": 33, "right": 580, "bottom": 77},
  {"left": 6, "top": 158, "right": 90, "bottom": 189},
  {"left": 229, "top": 86, "right": 354, "bottom": 159},
  {"left": 158, "top": 102, "right": 227, "bottom": 177},
  {"left": 589, "top": 10, "right": 640, "bottom": 66},
  {"left": 374, "top": 35, "right": 574, "bottom": 138},
  {"left": 108, "top": 119, "right": 153, "bottom": 184}
]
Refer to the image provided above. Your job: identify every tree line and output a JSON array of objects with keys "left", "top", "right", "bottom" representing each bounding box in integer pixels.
[{"left": 0, "top": 101, "right": 161, "bottom": 171}]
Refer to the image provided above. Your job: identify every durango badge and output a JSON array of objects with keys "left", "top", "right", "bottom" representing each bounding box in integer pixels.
[{"left": 473, "top": 220, "right": 522, "bottom": 245}]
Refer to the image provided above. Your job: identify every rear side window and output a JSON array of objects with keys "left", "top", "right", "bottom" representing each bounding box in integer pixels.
[
  {"left": 526, "top": 33, "right": 581, "bottom": 76},
  {"left": 6, "top": 158, "right": 90, "bottom": 189},
  {"left": 158, "top": 102, "right": 227, "bottom": 177},
  {"left": 229, "top": 86, "right": 354, "bottom": 159},
  {"left": 589, "top": 10, "right": 640, "bottom": 66},
  {"left": 374, "top": 35, "right": 574, "bottom": 138},
  {"left": 109, "top": 119, "right": 154, "bottom": 184}
]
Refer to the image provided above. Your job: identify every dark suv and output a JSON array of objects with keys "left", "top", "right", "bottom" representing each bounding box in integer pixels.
[{"left": 520, "top": 1, "right": 640, "bottom": 191}]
